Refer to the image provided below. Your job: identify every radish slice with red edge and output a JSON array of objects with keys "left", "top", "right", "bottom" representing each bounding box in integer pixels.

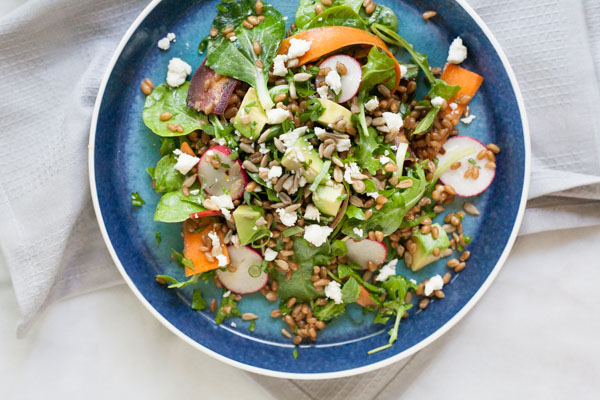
[
  {"left": 436, "top": 136, "right": 495, "bottom": 197},
  {"left": 198, "top": 145, "right": 248, "bottom": 200},
  {"left": 189, "top": 210, "right": 221, "bottom": 219},
  {"left": 216, "top": 246, "right": 268, "bottom": 294},
  {"left": 346, "top": 239, "right": 387, "bottom": 269},
  {"left": 316, "top": 55, "right": 362, "bottom": 104}
]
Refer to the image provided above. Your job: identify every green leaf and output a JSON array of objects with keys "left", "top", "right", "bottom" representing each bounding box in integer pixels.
[
  {"left": 309, "top": 160, "right": 331, "bottom": 191},
  {"left": 428, "top": 79, "right": 461, "bottom": 100},
  {"left": 293, "top": 348, "right": 299, "bottom": 360},
  {"left": 154, "top": 191, "right": 205, "bottom": 223},
  {"left": 360, "top": 46, "right": 397, "bottom": 93},
  {"left": 295, "top": 0, "right": 363, "bottom": 30},
  {"left": 143, "top": 82, "right": 207, "bottom": 137},
  {"left": 283, "top": 226, "right": 304, "bottom": 237},
  {"left": 341, "top": 277, "right": 361, "bottom": 303},
  {"left": 412, "top": 106, "right": 441, "bottom": 135},
  {"left": 303, "top": 6, "right": 367, "bottom": 31},
  {"left": 331, "top": 240, "right": 348, "bottom": 257},
  {"left": 361, "top": 4, "right": 398, "bottom": 31},
  {"left": 355, "top": 126, "right": 383, "bottom": 174},
  {"left": 345, "top": 205, "right": 366, "bottom": 220},
  {"left": 153, "top": 154, "right": 186, "bottom": 193},
  {"left": 191, "top": 289, "right": 207, "bottom": 310},
  {"left": 206, "top": 1, "right": 285, "bottom": 110},
  {"left": 159, "top": 138, "right": 177, "bottom": 156},
  {"left": 155, "top": 232, "right": 162, "bottom": 244},
  {"left": 131, "top": 192, "right": 145, "bottom": 207},
  {"left": 249, "top": 320, "right": 256, "bottom": 332},
  {"left": 313, "top": 300, "right": 346, "bottom": 322},
  {"left": 156, "top": 274, "right": 199, "bottom": 289},
  {"left": 215, "top": 294, "right": 241, "bottom": 325}
]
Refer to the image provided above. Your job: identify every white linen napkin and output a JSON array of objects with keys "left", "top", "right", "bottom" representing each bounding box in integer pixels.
[{"left": 0, "top": 0, "right": 599, "bottom": 398}]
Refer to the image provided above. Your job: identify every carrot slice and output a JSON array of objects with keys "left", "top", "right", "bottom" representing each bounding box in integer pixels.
[
  {"left": 440, "top": 64, "right": 483, "bottom": 118},
  {"left": 356, "top": 285, "right": 377, "bottom": 307},
  {"left": 278, "top": 26, "right": 401, "bottom": 93},
  {"left": 183, "top": 221, "right": 229, "bottom": 277},
  {"left": 180, "top": 141, "right": 195, "bottom": 156}
]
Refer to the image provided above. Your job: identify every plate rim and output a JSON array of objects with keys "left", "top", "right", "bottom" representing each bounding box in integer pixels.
[{"left": 88, "top": 0, "right": 531, "bottom": 380}]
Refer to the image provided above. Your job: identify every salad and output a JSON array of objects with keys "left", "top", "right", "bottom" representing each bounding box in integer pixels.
[{"left": 139, "top": 0, "right": 500, "bottom": 355}]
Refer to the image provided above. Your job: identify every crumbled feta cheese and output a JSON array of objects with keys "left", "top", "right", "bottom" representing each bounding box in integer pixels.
[
  {"left": 166, "top": 57, "right": 192, "bottom": 87},
  {"left": 206, "top": 149, "right": 215, "bottom": 156},
  {"left": 379, "top": 155, "right": 391, "bottom": 165},
  {"left": 229, "top": 35, "right": 237, "bottom": 42},
  {"left": 216, "top": 254, "right": 228, "bottom": 267},
  {"left": 353, "top": 227, "right": 364, "bottom": 237},
  {"left": 166, "top": 32, "right": 176, "bottom": 41},
  {"left": 314, "top": 127, "right": 328, "bottom": 140},
  {"left": 211, "top": 194, "right": 234, "bottom": 220},
  {"left": 223, "top": 290, "right": 231, "bottom": 298},
  {"left": 366, "top": 192, "right": 379, "bottom": 200},
  {"left": 449, "top": 102, "right": 458, "bottom": 111},
  {"left": 376, "top": 260, "right": 398, "bottom": 282},
  {"left": 276, "top": 208, "right": 298, "bottom": 227},
  {"left": 266, "top": 108, "right": 290, "bottom": 125},
  {"left": 431, "top": 96, "right": 445, "bottom": 107},
  {"left": 424, "top": 274, "right": 444, "bottom": 296},
  {"left": 283, "top": 16, "right": 288, "bottom": 20},
  {"left": 343, "top": 162, "right": 361, "bottom": 184},
  {"left": 382, "top": 112, "right": 404, "bottom": 132},
  {"left": 400, "top": 65, "right": 408, "bottom": 78},
  {"left": 336, "top": 138, "right": 351, "bottom": 152},
  {"left": 317, "top": 84, "right": 330, "bottom": 99},
  {"left": 267, "top": 165, "right": 283, "bottom": 179},
  {"left": 215, "top": 138, "right": 227, "bottom": 146},
  {"left": 189, "top": 189, "right": 200, "bottom": 195},
  {"left": 303, "top": 224, "right": 333, "bottom": 247},
  {"left": 157, "top": 37, "right": 171, "bottom": 50},
  {"left": 325, "top": 70, "right": 342, "bottom": 94},
  {"left": 264, "top": 248, "right": 278, "bottom": 261},
  {"left": 258, "top": 143, "right": 269, "bottom": 154},
  {"left": 272, "top": 54, "right": 288, "bottom": 77},
  {"left": 447, "top": 37, "right": 468, "bottom": 64},
  {"left": 304, "top": 204, "right": 320, "bottom": 222},
  {"left": 461, "top": 115, "right": 476, "bottom": 125},
  {"left": 324, "top": 281, "right": 343, "bottom": 304},
  {"left": 317, "top": 17, "right": 323, "bottom": 22},
  {"left": 410, "top": 279, "right": 417, "bottom": 285},
  {"left": 287, "top": 38, "right": 312, "bottom": 59},
  {"left": 173, "top": 150, "right": 200, "bottom": 175},
  {"left": 365, "top": 97, "right": 379, "bottom": 112},
  {"left": 208, "top": 231, "right": 221, "bottom": 248},
  {"left": 279, "top": 126, "right": 308, "bottom": 148},
  {"left": 230, "top": 321, "right": 237, "bottom": 327}
]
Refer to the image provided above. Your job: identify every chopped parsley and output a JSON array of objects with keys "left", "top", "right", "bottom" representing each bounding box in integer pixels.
[{"left": 131, "top": 192, "right": 145, "bottom": 207}]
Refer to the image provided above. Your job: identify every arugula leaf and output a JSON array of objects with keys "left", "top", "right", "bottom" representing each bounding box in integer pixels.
[
  {"left": 276, "top": 237, "right": 331, "bottom": 302},
  {"left": 412, "top": 106, "right": 441, "bottom": 135},
  {"left": 360, "top": 46, "right": 397, "bottom": 93},
  {"left": 143, "top": 82, "right": 207, "bottom": 137},
  {"left": 283, "top": 226, "right": 304, "bottom": 237},
  {"left": 153, "top": 154, "right": 185, "bottom": 193},
  {"left": 156, "top": 274, "right": 199, "bottom": 289},
  {"left": 304, "top": 6, "right": 367, "bottom": 31},
  {"left": 355, "top": 126, "right": 383, "bottom": 174},
  {"left": 331, "top": 240, "right": 348, "bottom": 257},
  {"left": 206, "top": 0, "right": 285, "bottom": 110},
  {"left": 249, "top": 320, "right": 256, "bottom": 332},
  {"left": 293, "top": 348, "right": 299, "bottom": 360},
  {"left": 131, "top": 192, "right": 145, "bottom": 207},
  {"left": 313, "top": 300, "right": 346, "bottom": 322},
  {"left": 345, "top": 205, "right": 366, "bottom": 220},
  {"left": 215, "top": 294, "right": 241, "bottom": 325},
  {"left": 159, "top": 138, "right": 177, "bottom": 156},
  {"left": 154, "top": 191, "right": 205, "bottom": 223},
  {"left": 191, "top": 289, "right": 207, "bottom": 310},
  {"left": 299, "top": 98, "right": 325, "bottom": 123},
  {"left": 203, "top": 114, "right": 240, "bottom": 150},
  {"left": 341, "top": 277, "right": 361, "bottom": 303},
  {"left": 429, "top": 79, "right": 461, "bottom": 100}
]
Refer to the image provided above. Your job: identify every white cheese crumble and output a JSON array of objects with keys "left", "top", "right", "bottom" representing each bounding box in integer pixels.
[
  {"left": 353, "top": 227, "right": 364, "bottom": 237},
  {"left": 166, "top": 32, "right": 176, "bottom": 41},
  {"left": 304, "top": 204, "right": 321, "bottom": 222},
  {"left": 324, "top": 281, "right": 343, "bottom": 304},
  {"left": 365, "top": 97, "right": 379, "bottom": 112},
  {"left": 376, "top": 260, "right": 398, "bottom": 282},
  {"left": 287, "top": 38, "right": 312, "bottom": 59},
  {"left": 272, "top": 54, "right": 289, "bottom": 77},
  {"left": 211, "top": 194, "right": 234, "bottom": 220},
  {"left": 266, "top": 108, "right": 290, "bottom": 125},
  {"left": 215, "top": 138, "right": 227, "bottom": 146},
  {"left": 400, "top": 64, "right": 408, "bottom": 78},
  {"left": 157, "top": 37, "right": 171, "bottom": 50},
  {"left": 317, "top": 84, "right": 330, "bottom": 99},
  {"left": 223, "top": 290, "right": 231, "bottom": 298},
  {"left": 431, "top": 96, "right": 445, "bottom": 107},
  {"left": 276, "top": 208, "right": 298, "bottom": 227},
  {"left": 230, "top": 322, "right": 237, "bottom": 328},
  {"left": 267, "top": 165, "right": 283, "bottom": 179},
  {"left": 325, "top": 70, "right": 342, "bottom": 94},
  {"left": 279, "top": 126, "right": 308, "bottom": 148},
  {"left": 366, "top": 192, "right": 379, "bottom": 200},
  {"left": 343, "top": 162, "right": 361, "bottom": 184},
  {"left": 447, "top": 37, "right": 468, "bottom": 64},
  {"left": 382, "top": 112, "right": 404, "bottom": 132},
  {"left": 336, "top": 138, "right": 351, "bottom": 152},
  {"left": 461, "top": 114, "right": 476, "bottom": 125},
  {"left": 264, "top": 248, "right": 278, "bottom": 261},
  {"left": 258, "top": 143, "right": 269, "bottom": 154},
  {"left": 449, "top": 102, "right": 458, "bottom": 111},
  {"left": 314, "top": 126, "right": 328, "bottom": 140},
  {"left": 379, "top": 155, "right": 391, "bottom": 165},
  {"left": 208, "top": 231, "right": 221, "bottom": 248},
  {"left": 303, "top": 224, "right": 333, "bottom": 247},
  {"left": 172, "top": 149, "right": 200, "bottom": 175},
  {"left": 166, "top": 57, "right": 192, "bottom": 88},
  {"left": 216, "top": 254, "right": 228, "bottom": 267},
  {"left": 229, "top": 35, "right": 237, "bottom": 42},
  {"left": 424, "top": 274, "right": 444, "bottom": 296},
  {"left": 189, "top": 189, "right": 200, "bottom": 195}
]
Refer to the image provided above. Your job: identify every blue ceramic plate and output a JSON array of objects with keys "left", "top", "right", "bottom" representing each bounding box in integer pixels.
[{"left": 89, "top": 0, "right": 530, "bottom": 378}]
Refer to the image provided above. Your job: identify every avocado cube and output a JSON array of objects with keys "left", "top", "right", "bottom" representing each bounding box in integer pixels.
[
  {"left": 280, "top": 137, "right": 324, "bottom": 183},
  {"left": 233, "top": 88, "right": 267, "bottom": 139},
  {"left": 233, "top": 205, "right": 263, "bottom": 246},
  {"left": 316, "top": 99, "right": 352, "bottom": 127},
  {"left": 410, "top": 223, "right": 450, "bottom": 271},
  {"left": 313, "top": 183, "right": 345, "bottom": 216}
]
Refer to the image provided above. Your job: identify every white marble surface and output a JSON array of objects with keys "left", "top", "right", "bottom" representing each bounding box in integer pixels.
[{"left": 2, "top": 227, "right": 600, "bottom": 399}]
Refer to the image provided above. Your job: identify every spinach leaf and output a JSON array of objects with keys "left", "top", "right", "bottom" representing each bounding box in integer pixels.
[
  {"left": 355, "top": 126, "right": 383, "bottom": 175},
  {"left": 191, "top": 289, "right": 207, "bottom": 310},
  {"left": 429, "top": 79, "right": 461, "bottom": 100},
  {"left": 206, "top": 0, "right": 285, "bottom": 111},
  {"left": 361, "top": 4, "right": 398, "bottom": 31},
  {"left": 360, "top": 46, "right": 397, "bottom": 93},
  {"left": 153, "top": 154, "right": 185, "bottom": 193},
  {"left": 276, "top": 237, "right": 331, "bottom": 302},
  {"left": 304, "top": 6, "right": 367, "bottom": 31},
  {"left": 215, "top": 294, "right": 241, "bottom": 324},
  {"left": 159, "top": 138, "right": 177, "bottom": 156},
  {"left": 412, "top": 106, "right": 441, "bottom": 135},
  {"left": 313, "top": 300, "right": 346, "bottom": 322},
  {"left": 341, "top": 277, "right": 361, "bottom": 303},
  {"left": 331, "top": 239, "right": 348, "bottom": 256},
  {"left": 345, "top": 205, "right": 366, "bottom": 220},
  {"left": 295, "top": 0, "right": 363, "bottom": 30},
  {"left": 154, "top": 191, "right": 205, "bottom": 223},
  {"left": 131, "top": 192, "right": 145, "bottom": 207},
  {"left": 142, "top": 82, "right": 208, "bottom": 137}
]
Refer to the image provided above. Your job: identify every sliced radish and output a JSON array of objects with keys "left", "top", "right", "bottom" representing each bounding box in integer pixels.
[
  {"left": 189, "top": 210, "right": 221, "bottom": 219},
  {"left": 216, "top": 246, "right": 268, "bottom": 295},
  {"left": 316, "top": 55, "right": 362, "bottom": 104},
  {"left": 436, "top": 136, "right": 495, "bottom": 197},
  {"left": 346, "top": 239, "right": 387, "bottom": 269},
  {"left": 198, "top": 145, "right": 248, "bottom": 200}
]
